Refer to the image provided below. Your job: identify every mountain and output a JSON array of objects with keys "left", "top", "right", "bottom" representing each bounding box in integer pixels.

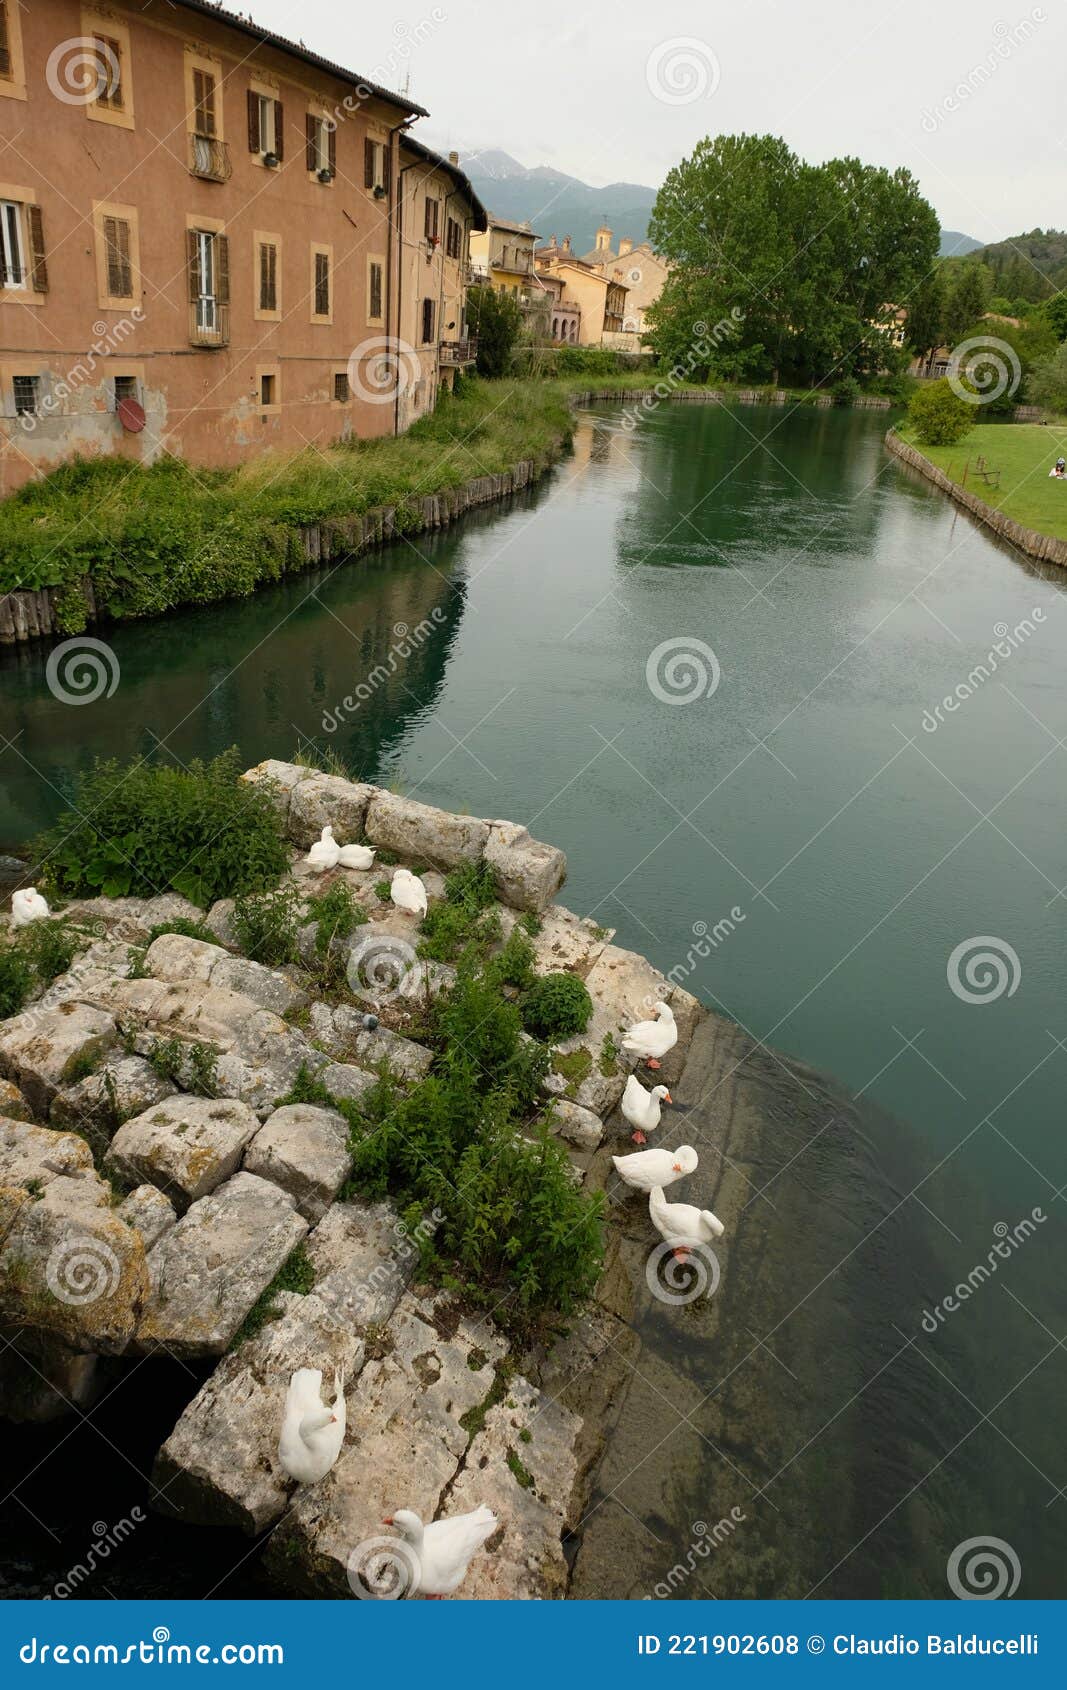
[
  {"left": 966, "top": 229, "right": 1067, "bottom": 301},
  {"left": 939, "top": 229, "right": 983, "bottom": 257}
]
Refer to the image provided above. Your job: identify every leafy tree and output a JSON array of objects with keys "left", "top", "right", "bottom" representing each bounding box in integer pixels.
[
  {"left": 905, "top": 265, "right": 948, "bottom": 368},
  {"left": 942, "top": 262, "right": 992, "bottom": 345},
  {"left": 466, "top": 283, "right": 523, "bottom": 378},
  {"left": 1041, "top": 293, "right": 1067, "bottom": 341},
  {"left": 1027, "top": 342, "right": 1067, "bottom": 413},
  {"left": 907, "top": 379, "right": 975, "bottom": 445}
]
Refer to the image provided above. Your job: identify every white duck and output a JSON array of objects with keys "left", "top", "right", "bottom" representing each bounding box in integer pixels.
[
  {"left": 337, "top": 841, "right": 376, "bottom": 870},
  {"left": 305, "top": 826, "right": 340, "bottom": 873},
  {"left": 10, "top": 888, "right": 50, "bottom": 929},
  {"left": 611, "top": 1143, "right": 698, "bottom": 1192},
  {"left": 622, "top": 1074, "right": 671, "bottom": 1144},
  {"left": 649, "top": 1183, "right": 724, "bottom": 1259},
  {"left": 621, "top": 1002, "right": 677, "bottom": 1071},
  {"left": 278, "top": 1366, "right": 346, "bottom": 1485},
  {"left": 390, "top": 867, "right": 427, "bottom": 917},
  {"left": 382, "top": 1505, "right": 498, "bottom": 1598}
]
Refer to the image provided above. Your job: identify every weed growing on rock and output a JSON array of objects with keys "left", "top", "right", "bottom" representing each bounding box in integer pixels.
[
  {"left": 230, "top": 1243, "right": 315, "bottom": 1349},
  {"left": 419, "top": 860, "right": 501, "bottom": 963},
  {"left": 520, "top": 971, "right": 593, "bottom": 1040},
  {"left": 0, "top": 948, "right": 33, "bottom": 1018},
  {"left": 146, "top": 917, "right": 220, "bottom": 947},
  {"left": 232, "top": 884, "right": 301, "bottom": 966}
]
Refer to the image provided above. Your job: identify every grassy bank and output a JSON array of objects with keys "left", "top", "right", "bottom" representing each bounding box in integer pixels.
[
  {"left": 896, "top": 421, "right": 1067, "bottom": 542},
  {"left": 0, "top": 379, "right": 574, "bottom": 631}
]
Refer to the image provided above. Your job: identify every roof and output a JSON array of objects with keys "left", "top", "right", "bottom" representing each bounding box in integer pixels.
[
  {"left": 400, "top": 134, "right": 488, "bottom": 229},
  {"left": 171, "top": 1, "right": 428, "bottom": 116},
  {"left": 487, "top": 215, "right": 538, "bottom": 238}
]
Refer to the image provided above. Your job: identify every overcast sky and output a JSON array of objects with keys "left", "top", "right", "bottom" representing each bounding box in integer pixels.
[{"left": 248, "top": 0, "right": 1063, "bottom": 241}]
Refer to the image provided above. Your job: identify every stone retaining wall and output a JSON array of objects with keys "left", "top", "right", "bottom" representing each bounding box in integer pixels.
[{"left": 885, "top": 428, "right": 1067, "bottom": 570}]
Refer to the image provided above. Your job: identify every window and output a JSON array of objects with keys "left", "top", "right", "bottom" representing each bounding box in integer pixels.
[
  {"left": 13, "top": 375, "right": 38, "bottom": 416},
  {"left": 260, "top": 372, "right": 275, "bottom": 407},
  {"left": 0, "top": 3, "right": 12, "bottom": 80},
  {"left": 313, "top": 248, "right": 330, "bottom": 319},
  {"left": 188, "top": 226, "right": 229, "bottom": 341},
  {"left": 103, "top": 215, "right": 132, "bottom": 298},
  {"left": 258, "top": 240, "right": 278, "bottom": 313},
  {"left": 306, "top": 113, "right": 335, "bottom": 178},
  {"left": 1, "top": 0, "right": 26, "bottom": 95},
  {"left": 92, "top": 34, "right": 123, "bottom": 110},
  {"left": 364, "top": 138, "right": 385, "bottom": 192},
  {"left": 421, "top": 296, "right": 436, "bottom": 344},
  {"left": 248, "top": 89, "right": 283, "bottom": 161},
  {"left": 423, "top": 197, "right": 440, "bottom": 242},
  {"left": 192, "top": 68, "right": 216, "bottom": 137},
  {"left": 0, "top": 198, "right": 25, "bottom": 287},
  {"left": 113, "top": 374, "right": 138, "bottom": 410},
  {"left": 445, "top": 216, "right": 463, "bottom": 260},
  {"left": 367, "top": 258, "right": 383, "bottom": 324},
  {"left": 333, "top": 372, "right": 349, "bottom": 403}
]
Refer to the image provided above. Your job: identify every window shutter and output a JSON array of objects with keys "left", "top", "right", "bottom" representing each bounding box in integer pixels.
[
  {"left": 305, "top": 113, "right": 316, "bottom": 172},
  {"left": 187, "top": 228, "right": 201, "bottom": 301},
  {"left": 424, "top": 198, "right": 431, "bottom": 238},
  {"left": 247, "top": 89, "right": 260, "bottom": 152},
  {"left": 216, "top": 233, "right": 230, "bottom": 304},
  {"left": 103, "top": 215, "right": 132, "bottom": 297},
  {"left": 259, "top": 242, "right": 268, "bottom": 309},
  {"left": 268, "top": 244, "right": 277, "bottom": 310},
  {"left": 364, "top": 137, "right": 374, "bottom": 188},
  {"left": 27, "top": 205, "right": 47, "bottom": 293},
  {"left": 0, "top": 3, "right": 11, "bottom": 79},
  {"left": 328, "top": 124, "right": 336, "bottom": 175},
  {"left": 273, "top": 101, "right": 284, "bottom": 160},
  {"left": 193, "top": 69, "right": 216, "bottom": 137}
]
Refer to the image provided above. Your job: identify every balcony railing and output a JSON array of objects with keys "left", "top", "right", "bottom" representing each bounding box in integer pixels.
[
  {"left": 189, "top": 133, "right": 232, "bottom": 183},
  {"left": 189, "top": 300, "right": 229, "bottom": 348},
  {"left": 439, "top": 337, "right": 478, "bottom": 366}
]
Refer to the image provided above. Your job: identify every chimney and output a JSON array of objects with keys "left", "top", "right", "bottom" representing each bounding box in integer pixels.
[
  {"left": 618, "top": 237, "right": 633, "bottom": 256},
  {"left": 595, "top": 223, "right": 612, "bottom": 250},
  {"left": 448, "top": 150, "right": 459, "bottom": 165}
]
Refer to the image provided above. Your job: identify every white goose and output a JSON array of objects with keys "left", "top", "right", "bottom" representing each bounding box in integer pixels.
[
  {"left": 621, "top": 1002, "right": 677, "bottom": 1070},
  {"left": 621, "top": 1074, "right": 671, "bottom": 1144},
  {"left": 305, "top": 826, "right": 340, "bottom": 873},
  {"left": 382, "top": 1505, "right": 498, "bottom": 1598},
  {"left": 337, "top": 841, "right": 376, "bottom": 870},
  {"left": 390, "top": 867, "right": 428, "bottom": 917},
  {"left": 611, "top": 1144, "right": 697, "bottom": 1192},
  {"left": 10, "top": 888, "right": 50, "bottom": 929},
  {"left": 278, "top": 1367, "right": 346, "bottom": 1485},
  {"left": 649, "top": 1183, "right": 724, "bottom": 1259}
]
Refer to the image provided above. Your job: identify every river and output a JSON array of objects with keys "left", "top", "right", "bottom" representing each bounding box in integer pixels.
[{"left": 1, "top": 400, "right": 1065, "bottom": 1598}]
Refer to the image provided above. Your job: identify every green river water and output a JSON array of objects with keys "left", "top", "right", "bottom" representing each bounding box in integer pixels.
[{"left": 0, "top": 401, "right": 1064, "bottom": 1599}]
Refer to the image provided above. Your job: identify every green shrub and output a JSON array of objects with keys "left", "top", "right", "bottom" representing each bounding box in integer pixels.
[
  {"left": 0, "top": 948, "right": 33, "bottom": 1018},
  {"left": 305, "top": 881, "right": 367, "bottom": 959},
  {"left": 418, "top": 859, "right": 501, "bottom": 962},
  {"left": 146, "top": 917, "right": 219, "bottom": 947},
  {"left": 33, "top": 749, "right": 288, "bottom": 908},
  {"left": 907, "top": 379, "right": 975, "bottom": 446},
  {"left": 231, "top": 884, "right": 301, "bottom": 965},
  {"left": 15, "top": 919, "right": 83, "bottom": 986},
  {"left": 520, "top": 971, "right": 593, "bottom": 1039},
  {"left": 493, "top": 927, "right": 536, "bottom": 992}
]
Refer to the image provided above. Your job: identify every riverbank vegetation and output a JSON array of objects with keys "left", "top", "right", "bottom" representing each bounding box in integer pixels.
[{"left": 897, "top": 420, "right": 1067, "bottom": 541}]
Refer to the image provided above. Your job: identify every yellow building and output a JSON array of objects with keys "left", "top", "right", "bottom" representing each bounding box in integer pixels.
[
  {"left": 533, "top": 249, "right": 628, "bottom": 347},
  {"left": 572, "top": 225, "right": 669, "bottom": 345},
  {"left": 469, "top": 216, "right": 538, "bottom": 296}
]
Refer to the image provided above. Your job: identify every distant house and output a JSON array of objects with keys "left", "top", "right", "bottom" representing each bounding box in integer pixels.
[
  {"left": 469, "top": 215, "right": 537, "bottom": 295},
  {"left": 396, "top": 137, "right": 486, "bottom": 429},
  {"left": 533, "top": 238, "right": 629, "bottom": 347},
  {"left": 572, "top": 224, "right": 669, "bottom": 344}
]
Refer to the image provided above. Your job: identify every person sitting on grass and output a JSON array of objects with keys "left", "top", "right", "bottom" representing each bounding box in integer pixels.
[{"left": 1048, "top": 458, "right": 1065, "bottom": 478}]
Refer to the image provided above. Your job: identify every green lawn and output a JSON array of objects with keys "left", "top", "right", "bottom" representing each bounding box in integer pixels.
[{"left": 899, "top": 421, "right": 1067, "bottom": 542}]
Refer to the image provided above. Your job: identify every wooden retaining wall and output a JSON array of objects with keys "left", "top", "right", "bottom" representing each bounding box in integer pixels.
[{"left": 884, "top": 429, "right": 1067, "bottom": 570}]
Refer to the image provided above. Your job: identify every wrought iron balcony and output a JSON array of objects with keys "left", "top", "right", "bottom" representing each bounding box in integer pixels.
[
  {"left": 189, "top": 133, "right": 232, "bottom": 183},
  {"left": 189, "top": 301, "right": 229, "bottom": 348},
  {"left": 439, "top": 337, "right": 478, "bottom": 366}
]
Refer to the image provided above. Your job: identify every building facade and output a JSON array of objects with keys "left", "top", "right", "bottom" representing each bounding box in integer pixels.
[
  {"left": 468, "top": 216, "right": 537, "bottom": 297},
  {"left": 546, "top": 224, "right": 669, "bottom": 345},
  {"left": 0, "top": 0, "right": 485, "bottom": 496},
  {"left": 396, "top": 136, "right": 485, "bottom": 431},
  {"left": 532, "top": 248, "right": 628, "bottom": 347}
]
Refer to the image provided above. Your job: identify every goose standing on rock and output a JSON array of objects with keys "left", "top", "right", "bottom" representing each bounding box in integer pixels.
[
  {"left": 305, "top": 826, "right": 340, "bottom": 873},
  {"left": 621, "top": 1002, "right": 677, "bottom": 1070},
  {"left": 382, "top": 1506, "right": 498, "bottom": 1598},
  {"left": 278, "top": 1367, "right": 346, "bottom": 1485},
  {"left": 10, "top": 888, "right": 50, "bottom": 929},
  {"left": 390, "top": 867, "right": 428, "bottom": 918},
  {"left": 621, "top": 1074, "right": 671, "bottom": 1143},
  {"left": 649, "top": 1183, "right": 724, "bottom": 1259},
  {"left": 612, "top": 1144, "right": 697, "bottom": 1192},
  {"left": 337, "top": 841, "right": 376, "bottom": 870}
]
